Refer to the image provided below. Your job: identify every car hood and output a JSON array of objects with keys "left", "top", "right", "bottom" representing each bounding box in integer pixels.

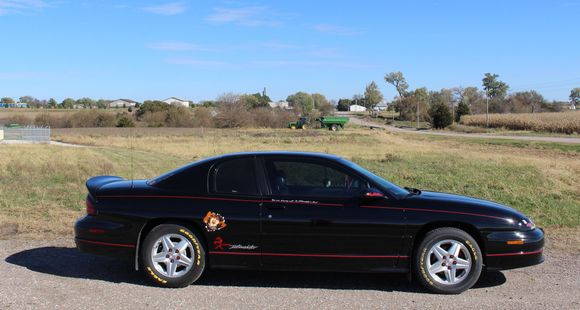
[{"left": 406, "top": 190, "right": 524, "bottom": 220}]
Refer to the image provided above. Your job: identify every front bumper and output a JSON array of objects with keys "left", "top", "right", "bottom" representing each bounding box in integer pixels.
[{"left": 484, "top": 228, "right": 545, "bottom": 270}]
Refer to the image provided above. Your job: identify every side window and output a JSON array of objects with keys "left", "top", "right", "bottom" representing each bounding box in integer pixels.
[
  {"left": 213, "top": 158, "right": 258, "bottom": 195},
  {"left": 266, "top": 160, "right": 365, "bottom": 197}
]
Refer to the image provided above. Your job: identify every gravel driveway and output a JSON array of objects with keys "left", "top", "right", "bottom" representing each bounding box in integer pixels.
[
  {"left": 349, "top": 116, "right": 580, "bottom": 144},
  {"left": 1, "top": 238, "right": 578, "bottom": 309}
]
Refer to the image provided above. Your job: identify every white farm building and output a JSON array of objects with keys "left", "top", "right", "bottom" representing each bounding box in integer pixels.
[
  {"left": 349, "top": 104, "right": 367, "bottom": 112},
  {"left": 163, "top": 97, "right": 190, "bottom": 107}
]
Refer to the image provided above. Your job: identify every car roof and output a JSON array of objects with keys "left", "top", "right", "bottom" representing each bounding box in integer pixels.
[{"left": 209, "top": 151, "right": 344, "bottom": 161}]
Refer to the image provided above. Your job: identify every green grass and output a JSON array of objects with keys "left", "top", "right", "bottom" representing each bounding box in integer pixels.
[
  {"left": 1, "top": 127, "right": 579, "bottom": 237},
  {"left": 355, "top": 156, "right": 579, "bottom": 227}
]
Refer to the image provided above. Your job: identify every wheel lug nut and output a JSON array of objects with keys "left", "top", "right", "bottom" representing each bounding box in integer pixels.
[
  {"left": 450, "top": 255, "right": 454, "bottom": 258},
  {"left": 442, "top": 256, "right": 446, "bottom": 259},
  {"left": 442, "top": 263, "right": 446, "bottom": 266},
  {"left": 168, "top": 249, "right": 172, "bottom": 252},
  {"left": 175, "top": 249, "right": 179, "bottom": 253},
  {"left": 453, "top": 261, "right": 457, "bottom": 265},
  {"left": 165, "top": 254, "right": 170, "bottom": 258},
  {"left": 176, "top": 256, "right": 180, "bottom": 260},
  {"left": 170, "top": 259, "right": 174, "bottom": 263}
]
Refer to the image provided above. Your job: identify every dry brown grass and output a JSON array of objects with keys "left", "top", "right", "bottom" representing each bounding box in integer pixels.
[{"left": 461, "top": 111, "right": 580, "bottom": 134}]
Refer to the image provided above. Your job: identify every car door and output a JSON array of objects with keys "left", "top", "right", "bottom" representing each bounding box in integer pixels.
[
  {"left": 258, "top": 157, "right": 405, "bottom": 272},
  {"left": 203, "top": 156, "right": 262, "bottom": 269}
]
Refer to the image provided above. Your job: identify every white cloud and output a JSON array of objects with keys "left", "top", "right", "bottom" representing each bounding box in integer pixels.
[
  {"left": 148, "top": 42, "right": 212, "bottom": 52},
  {"left": 206, "top": 6, "right": 279, "bottom": 27},
  {"left": 313, "top": 24, "right": 363, "bottom": 36},
  {"left": 142, "top": 1, "right": 187, "bottom": 16},
  {"left": 0, "top": 0, "right": 48, "bottom": 15}
]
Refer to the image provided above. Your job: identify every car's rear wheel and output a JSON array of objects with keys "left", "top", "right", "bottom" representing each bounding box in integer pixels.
[
  {"left": 141, "top": 224, "right": 206, "bottom": 288},
  {"left": 414, "top": 227, "right": 482, "bottom": 294}
]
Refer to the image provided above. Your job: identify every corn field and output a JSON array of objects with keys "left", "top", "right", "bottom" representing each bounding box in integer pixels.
[{"left": 461, "top": 111, "right": 580, "bottom": 134}]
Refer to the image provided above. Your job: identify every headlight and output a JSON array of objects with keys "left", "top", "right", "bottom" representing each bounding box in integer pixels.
[{"left": 518, "top": 218, "right": 535, "bottom": 231}]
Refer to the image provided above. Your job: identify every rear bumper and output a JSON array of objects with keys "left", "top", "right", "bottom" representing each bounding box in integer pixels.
[
  {"left": 74, "top": 215, "right": 136, "bottom": 260},
  {"left": 484, "top": 228, "right": 545, "bottom": 271}
]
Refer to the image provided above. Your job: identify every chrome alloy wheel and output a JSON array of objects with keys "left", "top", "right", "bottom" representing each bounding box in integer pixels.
[
  {"left": 150, "top": 234, "right": 195, "bottom": 278},
  {"left": 426, "top": 239, "right": 472, "bottom": 285}
]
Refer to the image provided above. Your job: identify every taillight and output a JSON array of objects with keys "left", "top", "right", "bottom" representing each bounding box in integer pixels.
[{"left": 86, "top": 197, "right": 97, "bottom": 215}]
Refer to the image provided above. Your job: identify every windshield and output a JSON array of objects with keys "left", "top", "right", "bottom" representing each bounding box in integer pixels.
[{"left": 340, "top": 159, "right": 410, "bottom": 199}]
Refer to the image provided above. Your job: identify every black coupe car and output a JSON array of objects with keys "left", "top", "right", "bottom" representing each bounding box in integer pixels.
[{"left": 75, "top": 151, "right": 544, "bottom": 294}]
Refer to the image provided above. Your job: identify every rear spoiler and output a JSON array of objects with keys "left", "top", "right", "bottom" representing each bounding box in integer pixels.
[{"left": 86, "top": 176, "right": 125, "bottom": 197}]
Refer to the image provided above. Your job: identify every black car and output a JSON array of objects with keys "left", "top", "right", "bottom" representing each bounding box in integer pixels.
[{"left": 75, "top": 151, "right": 544, "bottom": 294}]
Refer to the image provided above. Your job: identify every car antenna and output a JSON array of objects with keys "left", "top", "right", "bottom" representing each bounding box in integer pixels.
[{"left": 130, "top": 124, "right": 134, "bottom": 187}]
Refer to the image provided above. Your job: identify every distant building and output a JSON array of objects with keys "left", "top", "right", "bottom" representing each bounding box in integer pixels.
[
  {"left": 269, "top": 100, "right": 290, "bottom": 109},
  {"left": 0, "top": 103, "right": 28, "bottom": 108},
  {"left": 163, "top": 97, "right": 190, "bottom": 107},
  {"left": 373, "top": 101, "right": 389, "bottom": 111},
  {"left": 109, "top": 99, "right": 138, "bottom": 108},
  {"left": 349, "top": 104, "right": 367, "bottom": 112}
]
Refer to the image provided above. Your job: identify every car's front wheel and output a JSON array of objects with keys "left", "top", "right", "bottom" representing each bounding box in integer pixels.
[
  {"left": 414, "top": 227, "right": 482, "bottom": 294},
  {"left": 141, "top": 224, "right": 206, "bottom": 288}
]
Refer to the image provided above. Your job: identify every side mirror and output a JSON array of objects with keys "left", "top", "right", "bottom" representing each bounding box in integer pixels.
[{"left": 361, "top": 189, "right": 385, "bottom": 199}]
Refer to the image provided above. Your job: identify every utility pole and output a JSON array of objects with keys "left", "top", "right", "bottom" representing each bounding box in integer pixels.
[
  {"left": 416, "top": 99, "right": 419, "bottom": 128},
  {"left": 486, "top": 90, "right": 489, "bottom": 128}
]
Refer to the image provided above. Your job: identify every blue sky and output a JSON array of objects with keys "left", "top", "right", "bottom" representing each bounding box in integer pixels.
[{"left": 1, "top": 0, "right": 579, "bottom": 102}]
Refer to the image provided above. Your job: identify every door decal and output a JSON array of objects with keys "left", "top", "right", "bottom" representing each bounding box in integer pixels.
[
  {"left": 213, "top": 237, "right": 258, "bottom": 250},
  {"left": 203, "top": 211, "right": 227, "bottom": 232}
]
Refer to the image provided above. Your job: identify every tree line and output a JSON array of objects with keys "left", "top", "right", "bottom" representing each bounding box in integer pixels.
[{"left": 335, "top": 72, "right": 579, "bottom": 129}]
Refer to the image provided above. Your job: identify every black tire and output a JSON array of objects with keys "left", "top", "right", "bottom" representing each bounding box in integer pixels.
[
  {"left": 141, "top": 224, "right": 206, "bottom": 288},
  {"left": 413, "top": 227, "right": 482, "bottom": 294},
  {"left": 330, "top": 124, "right": 338, "bottom": 131}
]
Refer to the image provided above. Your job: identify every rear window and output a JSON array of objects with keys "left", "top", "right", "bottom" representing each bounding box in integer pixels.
[{"left": 213, "top": 158, "right": 258, "bottom": 195}]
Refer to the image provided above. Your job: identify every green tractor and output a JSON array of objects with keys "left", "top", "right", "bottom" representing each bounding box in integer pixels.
[{"left": 288, "top": 116, "right": 310, "bottom": 130}]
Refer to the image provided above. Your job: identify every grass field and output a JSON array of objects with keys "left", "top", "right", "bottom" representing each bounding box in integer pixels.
[{"left": 1, "top": 127, "right": 579, "bottom": 240}]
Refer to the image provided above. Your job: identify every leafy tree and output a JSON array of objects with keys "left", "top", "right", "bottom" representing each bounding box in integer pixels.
[
  {"left": 509, "top": 91, "right": 544, "bottom": 113},
  {"left": 1, "top": 97, "right": 15, "bottom": 104},
  {"left": 429, "top": 91, "right": 453, "bottom": 129},
  {"left": 364, "top": 81, "right": 384, "bottom": 110},
  {"left": 311, "top": 93, "right": 328, "bottom": 109},
  {"left": 570, "top": 88, "right": 580, "bottom": 106},
  {"left": 19, "top": 96, "right": 35, "bottom": 103},
  {"left": 251, "top": 92, "right": 271, "bottom": 108},
  {"left": 337, "top": 98, "right": 351, "bottom": 111},
  {"left": 61, "top": 98, "right": 75, "bottom": 109},
  {"left": 384, "top": 71, "right": 409, "bottom": 98},
  {"left": 76, "top": 97, "right": 95, "bottom": 108},
  {"left": 482, "top": 73, "right": 509, "bottom": 99},
  {"left": 352, "top": 94, "right": 366, "bottom": 108},
  {"left": 47, "top": 98, "right": 58, "bottom": 108},
  {"left": 240, "top": 94, "right": 261, "bottom": 109},
  {"left": 96, "top": 99, "right": 110, "bottom": 109},
  {"left": 116, "top": 115, "right": 135, "bottom": 127},
  {"left": 135, "top": 100, "right": 171, "bottom": 119},
  {"left": 197, "top": 100, "right": 215, "bottom": 107},
  {"left": 455, "top": 101, "right": 470, "bottom": 122},
  {"left": 286, "top": 92, "right": 314, "bottom": 114}
]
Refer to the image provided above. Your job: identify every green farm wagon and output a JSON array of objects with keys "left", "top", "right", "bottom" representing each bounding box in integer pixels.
[{"left": 316, "top": 116, "right": 349, "bottom": 131}]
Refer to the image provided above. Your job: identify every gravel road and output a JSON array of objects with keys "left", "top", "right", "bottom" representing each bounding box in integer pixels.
[
  {"left": 1, "top": 238, "right": 578, "bottom": 309},
  {"left": 349, "top": 116, "right": 580, "bottom": 144}
]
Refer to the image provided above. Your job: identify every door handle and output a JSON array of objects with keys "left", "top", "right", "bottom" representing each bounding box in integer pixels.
[{"left": 266, "top": 205, "right": 286, "bottom": 210}]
